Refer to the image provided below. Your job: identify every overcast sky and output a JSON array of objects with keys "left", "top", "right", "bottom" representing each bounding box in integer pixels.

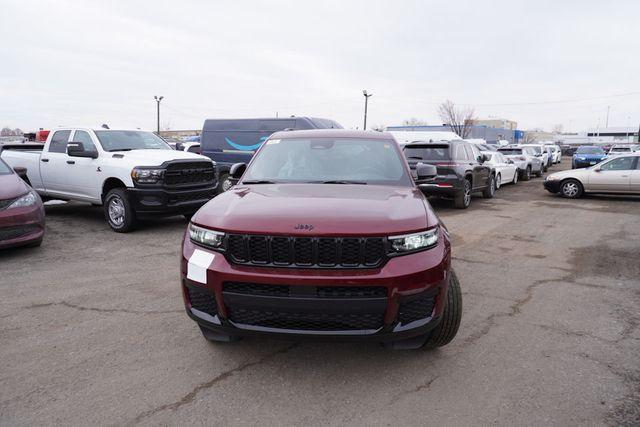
[{"left": 2, "top": 0, "right": 640, "bottom": 133}]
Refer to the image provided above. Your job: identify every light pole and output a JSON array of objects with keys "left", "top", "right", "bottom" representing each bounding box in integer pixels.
[
  {"left": 154, "top": 95, "right": 164, "bottom": 134},
  {"left": 362, "top": 90, "right": 373, "bottom": 130}
]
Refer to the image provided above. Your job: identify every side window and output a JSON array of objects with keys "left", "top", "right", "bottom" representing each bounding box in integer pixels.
[
  {"left": 187, "top": 145, "right": 200, "bottom": 153},
  {"left": 600, "top": 157, "right": 635, "bottom": 171},
  {"left": 49, "top": 130, "right": 71, "bottom": 154},
  {"left": 466, "top": 144, "right": 481, "bottom": 162},
  {"left": 453, "top": 143, "right": 468, "bottom": 160},
  {"left": 72, "top": 131, "right": 97, "bottom": 152}
]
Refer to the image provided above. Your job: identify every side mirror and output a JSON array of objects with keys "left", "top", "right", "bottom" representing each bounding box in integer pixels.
[
  {"left": 229, "top": 163, "right": 247, "bottom": 185},
  {"left": 483, "top": 154, "right": 492, "bottom": 162},
  {"left": 415, "top": 163, "right": 437, "bottom": 184},
  {"left": 67, "top": 142, "right": 98, "bottom": 159},
  {"left": 13, "top": 167, "right": 28, "bottom": 181}
]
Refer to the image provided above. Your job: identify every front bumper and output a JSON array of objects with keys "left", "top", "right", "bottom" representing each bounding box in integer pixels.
[
  {"left": 543, "top": 179, "right": 562, "bottom": 193},
  {"left": 127, "top": 185, "right": 217, "bottom": 216},
  {"left": 0, "top": 202, "right": 45, "bottom": 249},
  {"left": 573, "top": 158, "right": 603, "bottom": 168},
  {"left": 180, "top": 232, "right": 452, "bottom": 343}
]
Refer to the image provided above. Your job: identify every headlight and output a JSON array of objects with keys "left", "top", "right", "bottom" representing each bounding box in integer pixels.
[
  {"left": 7, "top": 191, "right": 37, "bottom": 209},
  {"left": 189, "top": 223, "right": 225, "bottom": 248},
  {"left": 546, "top": 175, "right": 559, "bottom": 181},
  {"left": 131, "top": 167, "right": 165, "bottom": 184},
  {"left": 388, "top": 227, "right": 439, "bottom": 253}
]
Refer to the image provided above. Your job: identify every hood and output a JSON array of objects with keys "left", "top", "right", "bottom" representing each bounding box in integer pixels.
[
  {"left": 106, "top": 149, "right": 212, "bottom": 167},
  {"left": 0, "top": 173, "right": 30, "bottom": 200},
  {"left": 547, "top": 168, "right": 591, "bottom": 181},
  {"left": 193, "top": 184, "right": 435, "bottom": 235}
]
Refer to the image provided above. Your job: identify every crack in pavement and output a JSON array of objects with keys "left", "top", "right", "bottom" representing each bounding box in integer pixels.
[
  {"left": 21, "top": 301, "right": 182, "bottom": 315},
  {"left": 128, "top": 342, "right": 300, "bottom": 425},
  {"left": 388, "top": 375, "right": 440, "bottom": 405}
]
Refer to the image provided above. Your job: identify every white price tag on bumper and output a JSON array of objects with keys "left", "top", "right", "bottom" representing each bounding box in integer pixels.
[{"left": 187, "top": 249, "right": 215, "bottom": 284}]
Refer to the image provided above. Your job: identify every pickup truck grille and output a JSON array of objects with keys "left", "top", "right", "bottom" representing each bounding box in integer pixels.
[
  {"left": 164, "top": 161, "right": 215, "bottom": 187},
  {"left": 224, "top": 235, "right": 386, "bottom": 268}
]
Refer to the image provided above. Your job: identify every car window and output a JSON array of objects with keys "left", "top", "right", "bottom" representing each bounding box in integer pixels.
[
  {"left": 72, "top": 130, "right": 97, "bottom": 152},
  {"left": 452, "top": 143, "right": 467, "bottom": 160},
  {"left": 576, "top": 146, "right": 605, "bottom": 154},
  {"left": 463, "top": 144, "right": 475, "bottom": 161},
  {"left": 468, "top": 144, "right": 482, "bottom": 161},
  {"left": 0, "top": 158, "right": 12, "bottom": 174},
  {"left": 499, "top": 148, "right": 522, "bottom": 155},
  {"left": 245, "top": 138, "right": 412, "bottom": 186},
  {"left": 49, "top": 130, "right": 71, "bottom": 153},
  {"left": 187, "top": 145, "right": 200, "bottom": 153},
  {"left": 493, "top": 153, "right": 504, "bottom": 163},
  {"left": 404, "top": 145, "right": 450, "bottom": 161},
  {"left": 600, "top": 157, "right": 635, "bottom": 171}
]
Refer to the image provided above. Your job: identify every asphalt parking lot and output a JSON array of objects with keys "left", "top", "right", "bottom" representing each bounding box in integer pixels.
[{"left": 1, "top": 159, "right": 639, "bottom": 426}]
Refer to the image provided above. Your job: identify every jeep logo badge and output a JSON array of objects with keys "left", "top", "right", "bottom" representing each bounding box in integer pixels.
[{"left": 294, "top": 224, "right": 314, "bottom": 231}]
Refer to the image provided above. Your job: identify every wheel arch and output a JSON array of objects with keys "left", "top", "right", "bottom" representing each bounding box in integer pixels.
[{"left": 102, "top": 177, "right": 127, "bottom": 202}]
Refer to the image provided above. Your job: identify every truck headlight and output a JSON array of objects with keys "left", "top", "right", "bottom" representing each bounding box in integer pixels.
[
  {"left": 7, "top": 191, "right": 37, "bottom": 209},
  {"left": 189, "top": 223, "right": 225, "bottom": 248},
  {"left": 131, "top": 167, "right": 165, "bottom": 184},
  {"left": 388, "top": 227, "right": 439, "bottom": 253}
]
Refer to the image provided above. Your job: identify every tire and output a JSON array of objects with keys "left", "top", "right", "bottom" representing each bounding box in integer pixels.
[
  {"left": 423, "top": 270, "right": 462, "bottom": 349},
  {"left": 512, "top": 170, "right": 518, "bottom": 184},
  {"left": 454, "top": 179, "right": 472, "bottom": 209},
  {"left": 495, "top": 173, "right": 502, "bottom": 189},
  {"left": 104, "top": 188, "right": 137, "bottom": 232},
  {"left": 482, "top": 175, "right": 495, "bottom": 199},
  {"left": 218, "top": 173, "right": 233, "bottom": 194},
  {"left": 560, "top": 179, "right": 583, "bottom": 199},
  {"left": 542, "top": 164, "right": 548, "bottom": 173},
  {"left": 199, "top": 325, "right": 241, "bottom": 343},
  {"left": 521, "top": 166, "right": 531, "bottom": 181}
]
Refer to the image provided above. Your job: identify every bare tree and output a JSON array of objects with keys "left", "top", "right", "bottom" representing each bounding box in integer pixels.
[
  {"left": 402, "top": 118, "right": 428, "bottom": 126},
  {"left": 522, "top": 132, "right": 538, "bottom": 144},
  {"left": 437, "top": 100, "right": 476, "bottom": 138}
]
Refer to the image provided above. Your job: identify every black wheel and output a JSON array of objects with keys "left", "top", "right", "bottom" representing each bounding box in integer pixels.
[
  {"left": 495, "top": 173, "right": 502, "bottom": 189},
  {"left": 218, "top": 173, "right": 233, "bottom": 194},
  {"left": 542, "top": 164, "right": 548, "bottom": 173},
  {"left": 104, "top": 188, "right": 137, "bottom": 232},
  {"left": 522, "top": 166, "right": 531, "bottom": 181},
  {"left": 454, "top": 179, "right": 472, "bottom": 209},
  {"left": 199, "top": 325, "right": 241, "bottom": 343},
  {"left": 482, "top": 175, "right": 495, "bottom": 198},
  {"left": 423, "top": 270, "right": 462, "bottom": 349},
  {"left": 560, "top": 179, "right": 583, "bottom": 199},
  {"left": 512, "top": 170, "right": 518, "bottom": 184}
]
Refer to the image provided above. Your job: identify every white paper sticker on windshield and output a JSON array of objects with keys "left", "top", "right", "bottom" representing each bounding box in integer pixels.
[
  {"left": 266, "top": 139, "right": 280, "bottom": 145},
  {"left": 187, "top": 249, "right": 215, "bottom": 284}
]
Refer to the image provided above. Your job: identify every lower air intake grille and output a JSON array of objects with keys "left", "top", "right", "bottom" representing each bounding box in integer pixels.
[
  {"left": 0, "top": 225, "right": 39, "bottom": 241},
  {"left": 398, "top": 295, "right": 437, "bottom": 324},
  {"left": 227, "top": 308, "right": 384, "bottom": 331},
  {"left": 187, "top": 286, "right": 218, "bottom": 316}
]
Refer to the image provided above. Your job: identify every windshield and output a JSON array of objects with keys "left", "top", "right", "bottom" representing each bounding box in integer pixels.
[
  {"left": 95, "top": 131, "right": 171, "bottom": 152},
  {"left": 0, "top": 158, "right": 12, "bottom": 175},
  {"left": 499, "top": 149, "right": 523, "bottom": 155},
  {"left": 403, "top": 145, "right": 450, "bottom": 161},
  {"left": 576, "top": 146, "right": 604, "bottom": 154},
  {"left": 242, "top": 138, "right": 412, "bottom": 186}
]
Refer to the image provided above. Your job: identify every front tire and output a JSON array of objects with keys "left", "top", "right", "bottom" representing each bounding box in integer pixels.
[
  {"left": 104, "top": 188, "right": 137, "bottom": 233},
  {"left": 218, "top": 173, "right": 233, "bottom": 194},
  {"left": 560, "top": 179, "right": 583, "bottom": 199},
  {"left": 454, "top": 179, "right": 472, "bottom": 209},
  {"left": 512, "top": 170, "right": 518, "bottom": 184},
  {"left": 535, "top": 165, "right": 543, "bottom": 177},
  {"left": 423, "top": 270, "right": 462, "bottom": 348},
  {"left": 482, "top": 175, "right": 496, "bottom": 198},
  {"left": 522, "top": 166, "right": 531, "bottom": 181}
]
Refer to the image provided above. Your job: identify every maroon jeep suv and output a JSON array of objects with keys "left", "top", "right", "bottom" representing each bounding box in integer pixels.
[{"left": 180, "top": 129, "right": 461, "bottom": 349}]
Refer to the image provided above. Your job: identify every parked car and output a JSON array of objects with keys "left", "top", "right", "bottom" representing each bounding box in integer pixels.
[
  {"left": 571, "top": 146, "right": 607, "bottom": 169},
  {"left": 175, "top": 141, "right": 201, "bottom": 154},
  {"left": 497, "top": 146, "right": 544, "bottom": 180},
  {"left": 0, "top": 158, "right": 45, "bottom": 249},
  {"left": 544, "top": 144, "right": 562, "bottom": 164},
  {"left": 520, "top": 144, "right": 551, "bottom": 171},
  {"left": 200, "top": 117, "right": 341, "bottom": 193},
  {"left": 466, "top": 139, "right": 497, "bottom": 152},
  {"left": 607, "top": 144, "right": 640, "bottom": 157},
  {"left": 544, "top": 153, "right": 640, "bottom": 198},
  {"left": 482, "top": 151, "right": 518, "bottom": 187},
  {"left": 182, "top": 129, "right": 461, "bottom": 349},
  {"left": 403, "top": 140, "right": 495, "bottom": 209},
  {"left": 1, "top": 128, "right": 217, "bottom": 232},
  {"left": 388, "top": 131, "right": 461, "bottom": 149}
]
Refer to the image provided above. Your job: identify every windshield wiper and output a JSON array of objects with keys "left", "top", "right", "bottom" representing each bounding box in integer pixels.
[
  {"left": 407, "top": 156, "right": 423, "bottom": 160},
  {"left": 316, "top": 180, "right": 368, "bottom": 185},
  {"left": 241, "top": 180, "right": 277, "bottom": 184}
]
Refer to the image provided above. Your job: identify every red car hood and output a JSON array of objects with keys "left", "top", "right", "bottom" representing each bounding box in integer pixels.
[
  {"left": 0, "top": 174, "right": 30, "bottom": 200},
  {"left": 193, "top": 184, "right": 435, "bottom": 236}
]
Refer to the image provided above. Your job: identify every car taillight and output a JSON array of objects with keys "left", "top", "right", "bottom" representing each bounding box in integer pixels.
[{"left": 518, "top": 156, "right": 527, "bottom": 161}]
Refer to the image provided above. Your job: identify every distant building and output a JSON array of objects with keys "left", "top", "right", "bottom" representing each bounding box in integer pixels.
[
  {"left": 474, "top": 118, "right": 518, "bottom": 131},
  {"left": 387, "top": 124, "right": 521, "bottom": 144},
  {"left": 586, "top": 127, "right": 638, "bottom": 143},
  {"left": 159, "top": 130, "right": 200, "bottom": 138}
]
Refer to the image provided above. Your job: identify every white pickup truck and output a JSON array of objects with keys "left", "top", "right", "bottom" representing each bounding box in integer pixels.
[{"left": 0, "top": 128, "right": 218, "bottom": 232}]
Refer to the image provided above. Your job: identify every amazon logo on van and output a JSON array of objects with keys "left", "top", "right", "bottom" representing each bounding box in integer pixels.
[{"left": 224, "top": 136, "right": 268, "bottom": 151}]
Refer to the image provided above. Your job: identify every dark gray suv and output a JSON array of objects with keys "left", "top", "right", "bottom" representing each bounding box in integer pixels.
[{"left": 403, "top": 140, "right": 495, "bottom": 209}]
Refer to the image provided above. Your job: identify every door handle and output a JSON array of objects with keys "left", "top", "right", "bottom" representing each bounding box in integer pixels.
[
  {"left": 67, "top": 160, "right": 75, "bottom": 165},
  {"left": 41, "top": 158, "right": 49, "bottom": 163}
]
